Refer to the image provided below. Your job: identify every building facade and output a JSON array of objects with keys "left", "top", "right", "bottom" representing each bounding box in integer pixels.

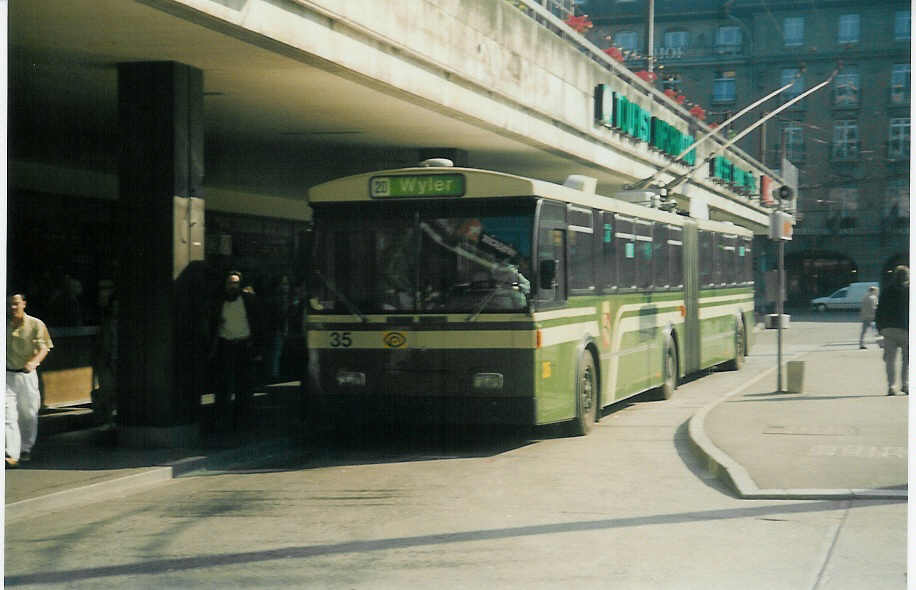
[{"left": 583, "top": 0, "right": 910, "bottom": 304}]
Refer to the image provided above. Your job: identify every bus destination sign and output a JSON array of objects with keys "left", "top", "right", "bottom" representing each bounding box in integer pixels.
[{"left": 370, "top": 174, "right": 465, "bottom": 198}]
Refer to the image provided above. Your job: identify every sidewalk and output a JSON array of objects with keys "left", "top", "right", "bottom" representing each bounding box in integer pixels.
[
  {"left": 690, "top": 335, "right": 908, "bottom": 500},
  {"left": 4, "top": 383, "right": 305, "bottom": 522}
]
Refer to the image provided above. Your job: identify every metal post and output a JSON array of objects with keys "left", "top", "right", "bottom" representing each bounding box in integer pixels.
[
  {"left": 777, "top": 214, "right": 784, "bottom": 393},
  {"left": 647, "top": 0, "right": 655, "bottom": 73}
]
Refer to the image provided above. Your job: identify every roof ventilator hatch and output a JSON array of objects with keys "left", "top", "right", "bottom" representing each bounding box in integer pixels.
[
  {"left": 563, "top": 174, "right": 597, "bottom": 194},
  {"left": 419, "top": 158, "right": 454, "bottom": 167}
]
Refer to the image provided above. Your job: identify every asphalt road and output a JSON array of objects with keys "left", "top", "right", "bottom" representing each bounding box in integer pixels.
[{"left": 4, "top": 317, "right": 907, "bottom": 589}]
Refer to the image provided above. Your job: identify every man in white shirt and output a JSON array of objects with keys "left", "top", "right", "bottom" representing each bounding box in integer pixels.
[
  {"left": 6, "top": 292, "right": 53, "bottom": 466},
  {"left": 210, "top": 271, "right": 264, "bottom": 431}
]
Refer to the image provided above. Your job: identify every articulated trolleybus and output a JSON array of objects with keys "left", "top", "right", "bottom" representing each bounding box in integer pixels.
[{"left": 305, "top": 160, "right": 753, "bottom": 435}]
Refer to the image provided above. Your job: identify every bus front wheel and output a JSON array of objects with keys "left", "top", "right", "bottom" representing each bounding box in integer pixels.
[{"left": 571, "top": 352, "right": 597, "bottom": 436}]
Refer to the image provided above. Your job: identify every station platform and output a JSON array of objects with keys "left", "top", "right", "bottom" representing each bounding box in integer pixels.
[{"left": 691, "top": 336, "right": 908, "bottom": 500}]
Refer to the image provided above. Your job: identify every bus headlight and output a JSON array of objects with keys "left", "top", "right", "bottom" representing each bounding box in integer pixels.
[
  {"left": 472, "top": 372, "right": 504, "bottom": 392},
  {"left": 336, "top": 370, "right": 366, "bottom": 387}
]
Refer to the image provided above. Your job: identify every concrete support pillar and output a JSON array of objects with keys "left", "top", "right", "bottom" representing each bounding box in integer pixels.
[{"left": 116, "top": 62, "right": 207, "bottom": 447}]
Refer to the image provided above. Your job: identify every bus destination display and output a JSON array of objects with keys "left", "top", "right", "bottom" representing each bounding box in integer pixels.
[{"left": 370, "top": 173, "right": 465, "bottom": 198}]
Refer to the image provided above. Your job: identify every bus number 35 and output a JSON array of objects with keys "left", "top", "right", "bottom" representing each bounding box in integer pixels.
[{"left": 329, "top": 332, "right": 352, "bottom": 348}]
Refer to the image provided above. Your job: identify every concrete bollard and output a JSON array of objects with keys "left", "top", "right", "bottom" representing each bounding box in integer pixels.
[
  {"left": 765, "top": 314, "right": 790, "bottom": 329},
  {"left": 786, "top": 361, "right": 805, "bottom": 393}
]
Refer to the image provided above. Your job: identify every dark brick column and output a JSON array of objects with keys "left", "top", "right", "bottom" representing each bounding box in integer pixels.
[{"left": 116, "top": 62, "right": 207, "bottom": 447}]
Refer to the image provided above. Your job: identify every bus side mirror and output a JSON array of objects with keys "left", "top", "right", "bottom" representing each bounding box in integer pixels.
[{"left": 539, "top": 259, "right": 558, "bottom": 290}]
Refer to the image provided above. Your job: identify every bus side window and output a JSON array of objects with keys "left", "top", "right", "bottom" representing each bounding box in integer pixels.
[
  {"left": 616, "top": 216, "right": 635, "bottom": 289},
  {"left": 721, "top": 234, "right": 737, "bottom": 285},
  {"left": 567, "top": 206, "right": 595, "bottom": 292},
  {"left": 653, "top": 223, "right": 668, "bottom": 288},
  {"left": 711, "top": 232, "right": 723, "bottom": 286},
  {"left": 699, "top": 230, "right": 714, "bottom": 286},
  {"left": 668, "top": 226, "right": 683, "bottom": 288},
  {"left": 636, "top": 220, "right": 653, "bottom": 289},
  {"left": 601, "top": 212, "right": 617, "bottom": 291},
  {"left": 740, "top": 237, "right": 752, "bottom": 284}
]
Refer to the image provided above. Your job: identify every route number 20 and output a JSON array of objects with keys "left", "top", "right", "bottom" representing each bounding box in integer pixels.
[{"left": 329, "top": 332, "right": 352, "bottom": 348}]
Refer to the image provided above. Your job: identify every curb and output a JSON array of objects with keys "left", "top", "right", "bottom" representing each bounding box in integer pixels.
[
  {"left": 686, "top": 351, "right": 908, "bottom": 501},
  {"left": 4, "top": 438, "right": 297, "bottom": 523}
]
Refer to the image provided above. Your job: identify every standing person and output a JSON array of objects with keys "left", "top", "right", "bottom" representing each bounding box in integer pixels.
[
  {"left": 265, "top": 275, "right": 291, "bottom": 381},
  {"left": 209, "top": 271, "right": 265, "bottom": 430},
  {"left": 859, "top": 285, "right": 879, "bottom": 349},
  {"left": 6, "top": 292, "right": 53, "bottom": 467},
  {"left": 875, "top": 266, "right": 909, "bottom": 396},
  {"left": 92, "top": 291, "right": 118, "bottom": 428}
]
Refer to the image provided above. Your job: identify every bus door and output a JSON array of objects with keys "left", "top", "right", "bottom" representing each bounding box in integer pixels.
[{"left": 682, "top": 222, "right": 701, "bottom": 374}]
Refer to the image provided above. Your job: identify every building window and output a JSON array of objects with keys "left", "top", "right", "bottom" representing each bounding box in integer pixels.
[
  {"left": 663, "top": 30, "right": 689, "bottom": 49},
  {"left": 614, "top": 30, "right": 638, "bottom": 53},
  {"left": 889, "top": 118, "right": 910, "bottom": 160},
  {"left": 781, "top": 68, "right": 804, "bottom": 99},
  {"left": 838, "top": 14, "right": 860, "bottom": 44},
  {"left": 715, "top": 26, "right": 742, "bottom": 53},
  {"left": 885, "top": 178, "right": 910, "bottom": 218},
  {"left": 829, "top": 188, "right": 859, "bottom": 220},
  {"left": 834, "top": 68, "right": 859, "bottom": 106},
  {"left": 782, "top": 125, "right": 805, "bottom": 163},
  {"left": 713, "top": 72, "right": 736, "bottom": 102},
  {"left": 832, "top": 120, "right": 859, "bottom": 160},
  {"left": 784, "top": 17, "right": 804, "bottom": 46},
  {"left": 891, "top": 64, "right": 910, "bottom": 104},
  {"left": 895, "top": 10, "right": 911, "bottom": 40}
]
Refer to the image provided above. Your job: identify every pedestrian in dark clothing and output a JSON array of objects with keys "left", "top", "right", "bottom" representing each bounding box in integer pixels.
[
  {"left": 875, "top": 265, "right": 909, "bottom": 396},
  {"left": 265, "top": 275, "right": 291, "bottom": 381},
  {"left": 209, "top": 271, "right": 266, "bottom": 429}
]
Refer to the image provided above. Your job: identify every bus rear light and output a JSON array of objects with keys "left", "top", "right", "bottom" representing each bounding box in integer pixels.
[
  {"left": 536, "top": 329, "right": 542, "bottom": 348},
  {"left": 336, "top": 370, "right": 366, "bottom": 387},
  {"left": 472, "top": 373, "right": 504, "bottom": 392}
]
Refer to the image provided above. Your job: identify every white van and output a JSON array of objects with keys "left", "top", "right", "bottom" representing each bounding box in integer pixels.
[{"left": 810, "top": 282, "right": 879, "bottom": 311}]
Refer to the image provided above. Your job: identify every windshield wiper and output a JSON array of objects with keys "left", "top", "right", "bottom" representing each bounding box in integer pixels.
[
  {"left": 466, "top": 287, "right": 501, "bottom": 322},
  {"left": 314, "top": 270, "right": 367, "bottom": 323}
]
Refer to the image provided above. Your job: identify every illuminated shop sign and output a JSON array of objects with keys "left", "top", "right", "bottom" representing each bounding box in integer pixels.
[
  {"left": 708, "top": 156, "right": 756, "bottom": 194},
  {"left": 594, "top": 84, "right": 695, "bottom": 165}
]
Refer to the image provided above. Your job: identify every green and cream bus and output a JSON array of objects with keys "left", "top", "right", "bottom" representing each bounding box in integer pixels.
[{"left": 304, "top": 162, "right": 753, "bottom": 434}]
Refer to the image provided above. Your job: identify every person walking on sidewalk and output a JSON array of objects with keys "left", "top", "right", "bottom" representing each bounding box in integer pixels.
[
  {"left": 6, "top": 292, "right": 53, "bottom": 467},
  {"left": 209, "top": 271, "right": 265, "bottom": 430},
  {"left": 859, "top": 285, "right": 879, "bottom": 349},
  {"left": 875, "top": 266, "right": 909, "bottom": 396}
]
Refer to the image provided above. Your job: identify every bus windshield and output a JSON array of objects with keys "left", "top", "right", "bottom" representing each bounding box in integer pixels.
[{"left": 311, "top": 201, "right": 534, "bottom": 315}]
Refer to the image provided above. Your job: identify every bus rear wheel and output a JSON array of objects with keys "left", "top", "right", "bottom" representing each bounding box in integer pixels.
[
  {"left": 660, "top": 339, "right": 678, "bottom": 400},
  {"left": 571, "top": 352, "right": 597, "bottom": 436},
  {"left": 724, "top": 319, "right": 745, "bottom": 371}
]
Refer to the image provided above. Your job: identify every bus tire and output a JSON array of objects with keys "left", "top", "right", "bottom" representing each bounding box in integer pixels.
[
  {"left": 659, "top": 339, "right": 678, "bottom": 400},
  {"left": 571, "top": 352, "right": 597, "bottom": 436},
  {"left": 724, "top": 319, "right": 745, "bottom": 371}
]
